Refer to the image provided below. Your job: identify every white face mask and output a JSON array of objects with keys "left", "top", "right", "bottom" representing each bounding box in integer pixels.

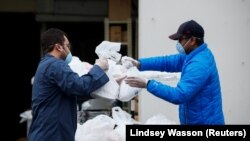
[
  {"left": 176, "top": 42, "right": 185, "bottom": 54},
  {"left": 61, "top": 44, "right": 72, "bottom": 64},
  {"left": 65, "top": 52, "right": 72, "bottom": 64},
  {"left": 176, "top": 38, "right": 191, "bottom": 54}
]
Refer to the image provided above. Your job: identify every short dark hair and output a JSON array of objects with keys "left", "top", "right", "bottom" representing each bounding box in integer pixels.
[{"left": 41, "top": 28, "right": 67, "bottom": 53}]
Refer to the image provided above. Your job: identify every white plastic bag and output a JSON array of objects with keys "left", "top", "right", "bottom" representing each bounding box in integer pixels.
[
  {"left": 75, "top": 114, "right": 122, "bottom": 141},
  {"left": 112, "top": 107, "right": 138, "bottom": 140},
  {"left": 107, "top": 60, "right": 127, "bottom": 78},
  {"left": 19, "top": 110, "right": 32, "bottom": 136},
  {"left": 91, "top": 41, "right": 124, "bottom": 99},
  {"left": 145, "top": 113, "right": 177, "bottom": 125},
  {"left": 121, "top": 56, "right": 134, "bottom": 69},
  {"left": 68, "top": 56, "right": 92, "bottom": 76},
  {"left": 91, "top": 71, "right": 119, "bottom": 100},
  {"left": 118, "top": 67, "right": 142, "bottom": 102},
  {"left": 69, "top": 56, "right": 119, "bottom": 100},
  {"left": 95, "top": 41, "right": 122, "bottom": 62}
]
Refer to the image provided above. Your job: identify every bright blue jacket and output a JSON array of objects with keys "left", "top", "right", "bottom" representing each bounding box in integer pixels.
[
  {"left": 28, "top": 54, "right": 109, "bottom": 141},
  {"left": 139, "top": 43, "right": 224, "bottom": 125}
]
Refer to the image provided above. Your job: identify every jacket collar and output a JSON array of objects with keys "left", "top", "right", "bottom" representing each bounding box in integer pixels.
[{"left": 185, "top": 43, "right": 207, "bottom": 61}]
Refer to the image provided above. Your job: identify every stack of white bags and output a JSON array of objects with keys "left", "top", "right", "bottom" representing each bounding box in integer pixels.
[{"left": 75, "top": 106, "right": 176, "bottom": 141}]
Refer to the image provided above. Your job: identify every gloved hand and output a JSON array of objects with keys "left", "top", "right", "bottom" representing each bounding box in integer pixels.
[
  {"left": 95, "top": 58, "right": 109, "bottom": 71},
  {"left": 125, "top": 76, "right": 149, "bottom": 88},
  {"left": 121, "top": 56, "right": 140, "bottom": 69}
]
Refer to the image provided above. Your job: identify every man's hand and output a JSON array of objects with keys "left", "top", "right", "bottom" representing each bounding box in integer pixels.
[
  {"left": 122, "top": 56, "right": 140, "bottom": 69},
  {"left": 125, "top": 76, "right": 148, "bottom": 88},
  {"left": 95, "top": 58, "right": 109, "bottom": 71}
]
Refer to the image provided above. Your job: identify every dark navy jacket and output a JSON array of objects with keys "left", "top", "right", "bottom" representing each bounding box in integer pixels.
[
  {"left": 28, "top": 54, "right": 109, "bottom": 141},
  {"left": 140, "top": 43, "right": 224, "bottom": 125}
]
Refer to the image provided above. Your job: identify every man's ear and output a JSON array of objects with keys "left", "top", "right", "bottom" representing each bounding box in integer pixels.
[{"left": 55, "top": 44, "right": 63, "bottom": 51}]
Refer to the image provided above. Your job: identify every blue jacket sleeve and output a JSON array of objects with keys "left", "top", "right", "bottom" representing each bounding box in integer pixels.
[
  {"left": 47, "top": 61, "right": 109, "bottom": 98},
  {"left": 147, "top": 61, "right": 209, "bottom": 104},
  {"left": 139, "top": 54, "right": 186, "bottom": 72}
]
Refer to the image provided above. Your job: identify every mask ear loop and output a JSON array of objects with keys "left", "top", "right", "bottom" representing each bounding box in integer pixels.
[
  {"left": 183, "top": 38, "right": 191, "bottom": 48},
  {"left": 192, "top": 36, "right": 202, "bottom": 44},
  {"left": 193, "top": 36, "right": 201, "bottom": 40}
]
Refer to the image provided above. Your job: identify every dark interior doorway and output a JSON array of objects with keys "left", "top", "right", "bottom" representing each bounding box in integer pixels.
[{"left": 1, "top": 13, "right": 40, "bottom": 141}]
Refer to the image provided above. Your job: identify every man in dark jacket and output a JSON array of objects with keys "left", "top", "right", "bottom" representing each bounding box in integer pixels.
[
  {"left": 125, "top": 20, "right": 225, "bottom": 125},
  {"left": 28, "top": 28, "right": 110, "bottom": 141}
]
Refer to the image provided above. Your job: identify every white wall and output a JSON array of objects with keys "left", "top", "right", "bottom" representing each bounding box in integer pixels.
[{"left": 138, "top": 0, "right": 250, "bottom": 124}]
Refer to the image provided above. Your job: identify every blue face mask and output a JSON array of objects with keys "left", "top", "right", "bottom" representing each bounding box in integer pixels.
[
  {"left": 176, "top": 42, "right": 186, "bottom": 54},
  {"left": 65, "top": 52, "right": 72, "bottom": 64}
]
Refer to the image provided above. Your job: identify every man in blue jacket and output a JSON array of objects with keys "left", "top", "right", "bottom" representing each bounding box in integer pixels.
[
  {"left": 28, "top": 28, "right": 110, "bottom": 141},
  {"left": 125, "top": 20, "right": 225, "bottom": 125}
]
